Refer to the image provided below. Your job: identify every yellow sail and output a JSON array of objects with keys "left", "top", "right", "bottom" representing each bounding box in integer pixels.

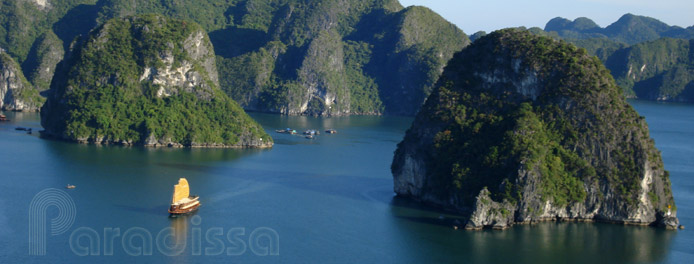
[{"left": 172, "top": 178, "right": 190, "bottom": 204}]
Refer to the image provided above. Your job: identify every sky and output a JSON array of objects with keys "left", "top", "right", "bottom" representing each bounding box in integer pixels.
[{"left": 398, "top": 0, "right": 694, "bottom": 34}]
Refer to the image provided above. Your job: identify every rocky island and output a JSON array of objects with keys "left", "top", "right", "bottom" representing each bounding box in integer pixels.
[
  {"left": 41, "top": 14, "right": 272, "bottom": 148},
  {"left": 392, "top": 29, "right": 679, "bottom": 230}
]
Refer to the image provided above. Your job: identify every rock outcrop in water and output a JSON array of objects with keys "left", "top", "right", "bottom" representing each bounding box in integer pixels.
[
  {"left": 0, "top": 52, "right": 43, "bottom": 111},
  {"left": 41, "top": 14, "right": 272, "bottom": 148},
  {"left": 391, "top": 29, "right": 679, "bottom": 230}
]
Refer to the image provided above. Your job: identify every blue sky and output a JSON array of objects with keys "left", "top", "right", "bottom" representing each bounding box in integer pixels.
[{"left": 398, "top": 0, "right": 694, "bottom": 34}]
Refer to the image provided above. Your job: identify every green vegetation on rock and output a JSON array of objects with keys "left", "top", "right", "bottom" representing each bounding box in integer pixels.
[
  {"left": 23, "top": 30, "right": 64, "bottom": 92},
  {"left": 538, "top": 14, "right": 694, "bottom": 102},
  {"left": 544, "top": 14, "right": 694, "bottom": 45},
  {"left": 0, "top": 53, "right": 44, "bottom": 111},
  {"left": 40, "top": 14, "right": 271, "bottom": 148},
  {"left": 605, "top": 38, "right": 694, "bottom": 101},
  {"left": 392, "top": 29, "right": 677, "bottom": 228},
  {"left": 210, "top": 1, "right": 468, "bottom": 116},
  {"left": 1, "top": 0, "right": 468, "bottom": 116}
]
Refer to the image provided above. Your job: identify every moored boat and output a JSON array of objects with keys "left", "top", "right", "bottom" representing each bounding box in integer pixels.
[
  {"left": 303, "top": 129, "right": 319, "bottom": 135},
  {"left": 168, "top": 178, "right": 201, "bottom": 215},
  {"left": 276, "top": 128, "right": 297, "bottom": 134}
]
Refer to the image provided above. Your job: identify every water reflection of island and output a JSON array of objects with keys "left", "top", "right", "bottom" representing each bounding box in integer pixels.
[{"left": 390, "top": 197, "right": 675, "bottom": 263}]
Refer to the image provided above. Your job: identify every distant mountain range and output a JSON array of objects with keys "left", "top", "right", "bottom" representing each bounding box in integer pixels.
[
  {"left": 0, "top": 0, "right": 468, "bottom": 116},
  {"left": 470, "top": 14, "right": 694, "bottom": 103},
  {"left": 2, "top": 2, "right": 693, "bottom": 115},
  {"left": 545, "top": 14, "right": 694, "bottom": 45},
  {"left": 539, "top": 14, "right": 693, "bottom": 102}
]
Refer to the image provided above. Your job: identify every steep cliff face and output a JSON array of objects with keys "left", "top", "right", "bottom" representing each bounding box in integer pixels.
[
  {"left": 215, "top": 0, "right": 468, "bottom": 116},
  {"left": 0, "top": 0, "right": 467, "bottom": 116},
  {"left": 370, "top": 6, "right": 470, "bottom": 115},
  {"left": 0, "top": 53, "right": 43, "bottom": 111},
  {"left": 293, "top": 29, "right": 350, "bottom": 116},
  {"left": 538, "top": 15, "right": 694, "bottom": 103},
  {"left": 23, "top": 30, "right": 64, "bottom": 92},
  {"left": 605, "top": 38, "right": 694, "bottom": 101},
  {"left": 41, "top": 14, "right": 272, "bottom": 148},
  {"left": 392, "top": 29, "right": 679, "bottom": 230}
]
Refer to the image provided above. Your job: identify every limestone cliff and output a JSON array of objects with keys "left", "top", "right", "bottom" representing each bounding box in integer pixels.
[
  {"left": 392, "top": 29, "right": 679, "bottom": 230},
  {"left": 215, "top": 1, "right": 468, "bottom": 116},
  {"left": 0, "top": 0, "right": 468, "bottom": 116},
  {"left": 605, "top": 38, "right": 694, "bottom": 101},
  {"left": 24, "top": 30, "right": 64, "bottom": 92},
  {"left": 538, "top": 15, "right": 694, "bottom": 102},
  {"left": 0, "top": 53, "right": 43, "bottom": 111},
  {"left": 41, "top": 14, "right": 272, "bottom": 148}
]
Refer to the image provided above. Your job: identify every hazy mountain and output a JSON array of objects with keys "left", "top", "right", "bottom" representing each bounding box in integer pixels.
[{"left": 545, "top": 14, "right": 694, "bottom": 45}]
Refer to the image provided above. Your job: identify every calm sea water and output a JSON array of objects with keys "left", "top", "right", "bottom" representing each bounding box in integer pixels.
[{"left": 0, "top": 100, "right": 691, "bottom": 263}]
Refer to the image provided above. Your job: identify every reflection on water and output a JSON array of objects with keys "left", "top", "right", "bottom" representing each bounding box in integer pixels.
[
  {"left": 170, "top": 214, "right": 190, "bottom": 250},
  {"left": 390, "top": 197, "right": 675, "bottom": 263},
  {"left": 42, "top": 139, "right": 266, "bottom": 167}
]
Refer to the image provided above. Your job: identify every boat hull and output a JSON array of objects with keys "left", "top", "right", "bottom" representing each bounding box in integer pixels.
[{"left": 168, "top": 201, "right": 201, "bottom": 215}]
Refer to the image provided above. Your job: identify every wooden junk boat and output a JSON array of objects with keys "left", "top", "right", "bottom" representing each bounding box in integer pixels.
[{"left": 168, "top": 178, "right": 201, "bottom": 215}]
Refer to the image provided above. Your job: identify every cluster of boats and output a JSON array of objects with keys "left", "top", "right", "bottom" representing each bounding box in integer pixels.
[
  {"left": 275, "top": 128, "right": 298, "bottom": 134},
  {"left": 275, "top": 128, "right": 338, "bottom": 139}
]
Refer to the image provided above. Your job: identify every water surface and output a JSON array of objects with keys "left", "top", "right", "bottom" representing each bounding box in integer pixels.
[{"left": 0, "top": 100, "right": 691, "bottom": 263}]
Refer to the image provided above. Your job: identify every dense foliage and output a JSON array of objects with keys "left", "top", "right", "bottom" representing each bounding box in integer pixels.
[
  {"left": 544, "top": 14, "right": 694, "bottom": 45},
  {"left": 210, "top": 0, "right": 468, "bottom": 115},
  {"left": 605, "top": 38, "right": 694, "bottom": 101},
  {"left": 394, "top": 29, "right": 674, "bottom": 212},
  {"left": 538, "top": 14, "right": 694, "bottom": 102},
  {"left": 0, "top": 0, "right": 97, "bottom": 65},
  {"left": 41, "top": 15, "right": 271, "bottom": 146},
  {"left": 1, "top": 0, "right": 468, "bottom": 116}
]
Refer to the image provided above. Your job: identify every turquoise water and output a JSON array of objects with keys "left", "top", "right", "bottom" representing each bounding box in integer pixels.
[{"left": 0, "top": 100, "right": 691, "bottom": 263}]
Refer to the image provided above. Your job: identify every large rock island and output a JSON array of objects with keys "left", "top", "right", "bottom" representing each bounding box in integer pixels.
[
  {"left": 41, "top": 14, "right": 272, "bottom": 148},
  {"left": 392, "top": 29, "right": 679, "bottom": 229}
]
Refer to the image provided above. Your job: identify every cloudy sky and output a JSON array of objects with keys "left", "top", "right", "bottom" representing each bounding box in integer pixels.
[{"left": 398, "top": 0, "right": 694, "bottom": 34}]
